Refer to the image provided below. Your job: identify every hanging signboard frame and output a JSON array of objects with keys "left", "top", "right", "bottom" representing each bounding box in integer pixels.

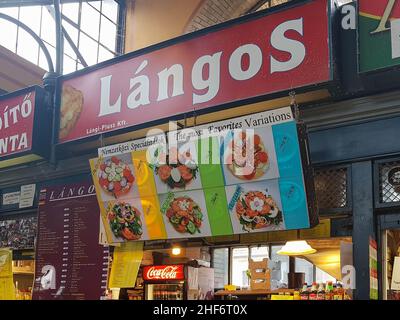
[
  {"left": 54, "top": 0, "right": 334, "bottom": 147},
  {"left": 0, "top": 85, "right": 50, "bottom": 168}
]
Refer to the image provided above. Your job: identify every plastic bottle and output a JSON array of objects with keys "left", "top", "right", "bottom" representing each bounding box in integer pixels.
[
  {"left": 309, "top": 282, "right": 318, "bottom": 300},
  {"left": 325, "top": 281, "right": 333, "bottom": 300},
  {"left": 300, "top": 283, "right": 309, "bottom": 300},
  {"left": 317, "top": 283, "right": 325, "bottom": 300},
  {"left": 334, "top": 283, "right": 344, "bottom": 300}
]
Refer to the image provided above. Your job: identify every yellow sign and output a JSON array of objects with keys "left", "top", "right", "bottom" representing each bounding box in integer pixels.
[
  {"left": 133, "top": 150, "right": 167, "bottom": 240},
  {"left": 109, "top": 242, "right": 144, "bottom": 288},
  {"left": 271, "top": 294, "right": 293, "bottom": 300},
  {"left": 0, "top": 249, "right": 15, "bottom": 300}
]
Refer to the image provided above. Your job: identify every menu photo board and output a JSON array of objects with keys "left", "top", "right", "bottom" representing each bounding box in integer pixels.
[
  {"left": 90, "top": 106, "right": 318, "bottom": 245},
  {"left": 0, "top": 86, "right": 50, "bottom": 169},
  {"left": 32, "top": 176, "right": 109, "bottom": 300}
]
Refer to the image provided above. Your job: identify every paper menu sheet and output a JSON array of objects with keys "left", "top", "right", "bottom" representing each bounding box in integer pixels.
[
  {"left": 109, "top": 242, "right": 144, "bottom": 288},
  {"left": 2, "top": 192, "right": 20, "bottom": 205},
  {"left": 19, "top": 184, "right": 36, "bottom": 208}
]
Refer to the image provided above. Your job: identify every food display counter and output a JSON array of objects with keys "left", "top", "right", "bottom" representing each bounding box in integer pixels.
[{"left": 214, "top": 289, "right": 294, "bottom": 300}]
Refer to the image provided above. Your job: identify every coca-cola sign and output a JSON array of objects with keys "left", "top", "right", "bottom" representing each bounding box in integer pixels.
[
  {"left": 143, "top": 265, "right": 185, "bottom": 281},
  {"left": 57, "top": 0, "right": 331, "bottom": 143}
]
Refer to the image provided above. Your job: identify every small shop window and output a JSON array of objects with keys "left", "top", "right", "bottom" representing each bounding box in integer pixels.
[
  {"left": 212, "top": 248, "right": 229, "bottom": 290},
  {"left": 250, "top": 246, "right": 269, "bottom": 261},
  {"left": 229, "top": 245, "right": 269, "bottom": 288},
  {"left": 314, "top": 166, "right": 351, "bottom": 213},
  {"left": 376, "top": 159, "right": 400, "bottom": 206},
  {"left": 295, "top": 258, "right": 313, "bottom": 285},
  {"left": 270, "top": 245, "right": 289, "bottom": 286},
  {"left": 231, "top": 247, "right": 249, "bottom": 287}
]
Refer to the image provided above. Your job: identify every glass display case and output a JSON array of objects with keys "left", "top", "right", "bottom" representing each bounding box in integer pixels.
[{"left": 145, "top": 283, "right": 184, "bottom": 300}]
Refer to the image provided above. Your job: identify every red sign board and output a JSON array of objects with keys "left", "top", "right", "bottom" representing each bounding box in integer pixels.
[
  {"left": 143, "top": 265, "right": 185, "bottom": 281},
  {"left": 0, "top": 90, "right": 35, "bottom": 157},
  {"left": 58, "top": 0, "right": 331, "bottom": 143}
]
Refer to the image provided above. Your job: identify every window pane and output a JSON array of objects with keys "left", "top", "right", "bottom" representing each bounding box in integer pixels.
[
  {"left": 62, "top": 2, "right": 79, "bottom": 23},
  {"left": 99, "top": 16, "right": 116, "bottom": 52},
  {"left": 62, "top": 21, "right": 78, "bottom": 58},
  {"left": 231, "top": 247, "right": 249, "bottom": 287},
  {"left": 98, "top": 45, "right": 114, "bottom": 63},
  {"left": 88, "top": 1, "right": 101, "bottom": 11},
  {"left": 38, "top": 45, "right": 56, "bottom": 71},
  {"left": 0, "top": 7, "right": 19, "bottom": 19},
  {"left": 16, "top": 28, "right": 39, "bottom": 65},
  {"left": 0, "top": 2, "right": 120, "bottom": 74},
  {"left": 41, "top": 8, "right": 56, "bottom": 46},
  {"left": 102, "top": 0, "right": 118, "bottom": 23},
  {"left": 79, "top": 33, "right": 98, "bottom": 66},
  {"left": 63, "top": 55, "right": 77, "bottom": 74},
  {"left": 64, "top": 41, "right": 77, "bottom": 62},
  {"left": 62, "top": 21, "right": 78, "bottom": 43},
  {"left": 0, "top": 19, "right": 17, "bottom": 52},
  {"left": 212, "top": 248, "right": 229, "bottom": 289},
  {"left": 81, "top": 2, "right": 100, "bottom": 40},
  {"left": 270, "top": 245, "right": 289, "bottom": 288},
  {"left": 19, "top": 6, "right": 42, "bottom": 35},
  {"left": 316, "top": 267, "right": 337, "bottom": 284},
  {"left": 295, "top": 258, "right": 314, "bottom": 285},
  {"left": 250, "top": 246, "right": 269, "bottom": 262}
]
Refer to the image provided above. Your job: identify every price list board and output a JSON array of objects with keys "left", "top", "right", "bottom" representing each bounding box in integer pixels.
[{"left": 32, "top": 177, "right": 109, "bottom": 300}]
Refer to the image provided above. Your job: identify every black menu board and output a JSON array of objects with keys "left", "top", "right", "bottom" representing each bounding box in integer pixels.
[{"left": 32, "top": 176, "right": 109, "bottom": 300}]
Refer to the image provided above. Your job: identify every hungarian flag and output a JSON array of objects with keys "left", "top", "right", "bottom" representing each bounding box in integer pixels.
[{"left": 359, "top": 0, "right": 400, "bottom": 72}]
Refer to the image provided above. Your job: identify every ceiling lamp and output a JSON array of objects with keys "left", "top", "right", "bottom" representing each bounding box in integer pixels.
[
  {"left": 277, "top": 241, "right": 317, "bottom": 256},
  {"left": 171, "top": 246, "right": 182, "bottom": 256}
]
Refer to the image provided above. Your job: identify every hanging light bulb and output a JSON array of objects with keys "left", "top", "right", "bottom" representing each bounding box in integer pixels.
[
  {"left": 277, "top": 241, "right": 317, "bottom": 256},
  {"left": 171, "top": 246, "right": 181, "bottom": 256}
]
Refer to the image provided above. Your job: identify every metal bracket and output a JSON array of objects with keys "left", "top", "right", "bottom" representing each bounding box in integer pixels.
[{"left": 289, "top": 91, "right": 301, "bottom": 123}]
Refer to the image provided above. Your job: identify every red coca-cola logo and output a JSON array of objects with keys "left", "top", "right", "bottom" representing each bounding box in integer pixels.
[{"left": 143, "top": 265, "right": 184, "bottom": 281}]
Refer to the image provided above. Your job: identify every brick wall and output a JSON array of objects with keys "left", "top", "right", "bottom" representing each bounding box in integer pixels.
[{"left": 185, "top": 0, "right": 291, "bottom": 33}]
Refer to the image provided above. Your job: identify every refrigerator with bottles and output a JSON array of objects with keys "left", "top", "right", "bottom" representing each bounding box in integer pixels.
[
  {"left": 143, "top": 264, "right": 214, "bottom": 300},
  {"left": 143, "top": 264, "right": 186, "bottom": 300}
]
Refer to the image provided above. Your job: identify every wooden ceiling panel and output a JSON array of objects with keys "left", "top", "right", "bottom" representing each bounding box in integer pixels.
[{"left": 0, "top": 45, "right": 46, "bottom": 93}]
